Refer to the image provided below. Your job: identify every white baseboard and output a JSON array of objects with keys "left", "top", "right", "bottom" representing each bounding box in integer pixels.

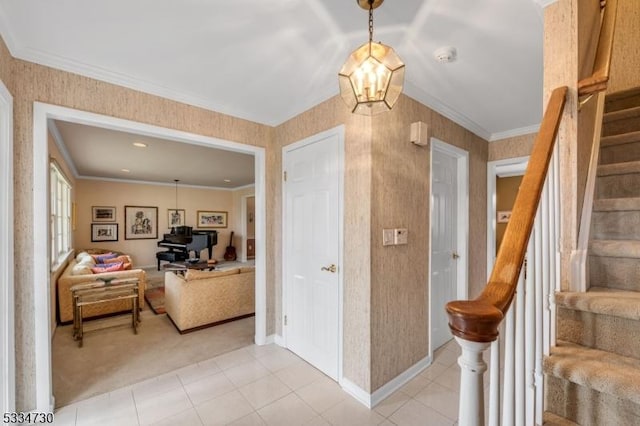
[
  {"left": 274, "top": 334, "right": 285, "bottom": 346},
  {"left": 341, "top": 355, "right": 433, "bottom": 409}
]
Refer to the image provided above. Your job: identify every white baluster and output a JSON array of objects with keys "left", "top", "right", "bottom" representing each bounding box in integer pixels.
[
  {"left": 502, "top": 301, "right": 515, "bottom": 426},
  {"left": 515, "top": 270, "right": 525, "bottom": 426},
  {"left": 525, "top": 234, "right": 536, "bottom": 426},
  {"left": 456, "top": 337, "right": 491, "bottom": 426},
  {"left": 488, "top": 339, "right": 500, "bottom": 426}
]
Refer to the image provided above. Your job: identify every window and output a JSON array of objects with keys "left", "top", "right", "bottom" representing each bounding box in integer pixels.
[{"left": 50, "top": 162, "right": 72, "bottom": 268}]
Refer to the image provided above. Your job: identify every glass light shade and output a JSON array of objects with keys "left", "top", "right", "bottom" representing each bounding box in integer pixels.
[{"left": 338, "top": 41, "right": 405, "bottom": 115}]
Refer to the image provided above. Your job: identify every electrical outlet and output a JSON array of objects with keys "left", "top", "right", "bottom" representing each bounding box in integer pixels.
[
  {"left": 383, "top": 229, "right": 395, "bottom": 246},
  {"left": 395, "top": 228, "right": 408, "bottom": 245}
]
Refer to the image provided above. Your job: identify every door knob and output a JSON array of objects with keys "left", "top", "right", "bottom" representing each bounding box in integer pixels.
[
  {"left": 452, "top": 252, "right": 460, "bottom": 260},
  {"left": 321, "top": 264, "right": 337, "bottom": 273}
]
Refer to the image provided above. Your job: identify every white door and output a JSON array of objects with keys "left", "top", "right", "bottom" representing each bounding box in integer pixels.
[
  {"left": 431, "top": 148, "right": 459, "bottom": 350},
  {"left": 284, "top": 129, "right": 342, "bottom": 380}
]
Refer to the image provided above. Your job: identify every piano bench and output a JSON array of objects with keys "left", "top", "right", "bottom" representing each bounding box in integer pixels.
[{"left": 156, "top": 250, "right": 187, "bottom": 270}]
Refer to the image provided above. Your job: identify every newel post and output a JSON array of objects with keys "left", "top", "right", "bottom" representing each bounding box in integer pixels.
[{"left": 455, "top": 337, "right": 491, "bottom": 426}]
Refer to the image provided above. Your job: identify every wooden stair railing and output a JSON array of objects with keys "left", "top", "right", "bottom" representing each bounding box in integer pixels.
[
  {"left": 446, "top": 86, "right": 567, "bottom": 344},
  {"left": 578, "top": 0, "right": 619, "bottom": 96}
]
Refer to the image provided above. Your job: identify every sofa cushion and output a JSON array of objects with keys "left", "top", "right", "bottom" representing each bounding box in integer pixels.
[
  {"left": 92, "top": 252, "right": 118, "bottom": 263},
  {"left": 91, "top": 262, "right": 125, "bottom": 273},
  {"left": 184, "top": 268, "right": 240, "bottom": 281},
  {"left": 103, "top": 255, "right": 131, "bottom": 265}
]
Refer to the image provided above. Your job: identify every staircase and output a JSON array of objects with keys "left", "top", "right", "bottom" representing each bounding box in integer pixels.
[{"left": 544, "top": 87, "right": 640, "bottom": 425}]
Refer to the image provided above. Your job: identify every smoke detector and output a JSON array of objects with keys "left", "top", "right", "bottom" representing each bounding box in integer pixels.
[{"left": 433, "top": 46, "right": 457, "bottom": 63}]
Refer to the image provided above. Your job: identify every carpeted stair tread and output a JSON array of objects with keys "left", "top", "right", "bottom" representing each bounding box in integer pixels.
[
  {"left": 593, "top": 197, "right": 640, "bottom": 211},
  {"left": 543, "top": 412, "right": 579, "bottom": 426},
  {"left": 589, "top": 239, "right": 640, "bottom": 258},
  {"left": 600, "top": 130, "right": 640, "bottom": 147},
  {"left": 545, "top": 341, "right": 640, "bottom": 405},
  {"left": 597, "top": 160, "right": 640, "bottom": 176},
  {"left": 605, "top": 87, "right": 640, "bottom": 113},
  {"left": 556, "top": 289, "right": 640, "bottom": 320},
  {"left": 603, "top": 105, "right": 640, "bottom": 123}
]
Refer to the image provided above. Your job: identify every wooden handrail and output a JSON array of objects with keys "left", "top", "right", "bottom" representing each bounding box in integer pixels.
[
  {"left": 446, "top": 86, "right": 567, "bottom": 343},
  {"left": 578, "top": 0, "right": 618, "bottom": 96}
]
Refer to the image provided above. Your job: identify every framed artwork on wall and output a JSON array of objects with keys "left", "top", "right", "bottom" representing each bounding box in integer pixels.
[
  {"left": 92, "top": 206, "right": 116, "bottom": 222},
  {"left": 197, "top": 210, "right": 227, "bottom": 228},
  {"left": 125, "top": 205, "right": 158, "bottom": 240},
  {"left": 167, "top": 209, "right": 185, "bottom": 227},
  {"left": 91, "top": 223, "right": 118, "bottom": 242}
]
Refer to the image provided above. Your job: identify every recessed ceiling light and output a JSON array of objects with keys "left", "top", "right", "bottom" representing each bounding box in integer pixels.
[
  {"left": 132, "top": 142, "right": 148, "bottom": 148},
  {"left": 121, "top": 168, "right": 130, "bottom": 173},
  {"left": 223, "top": 179, "right": 231, "bottom": 183}
]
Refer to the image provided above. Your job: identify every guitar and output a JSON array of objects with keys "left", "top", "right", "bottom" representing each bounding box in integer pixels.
[{"left": 224, "top": 231, "right": 237, "bottom": 261}]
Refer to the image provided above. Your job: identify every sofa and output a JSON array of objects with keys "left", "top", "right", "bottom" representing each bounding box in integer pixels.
[
  {"left": 164, "top": 266, "right": 255, "bottom": 333},
  {"left": 57, "top": 251, "right": 147, "bottom": 323}
]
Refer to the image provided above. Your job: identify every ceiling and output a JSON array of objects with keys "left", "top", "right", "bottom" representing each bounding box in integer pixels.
[
  {"left": 51, "top": 120, "right": 255, "bottom": 188},
  {"left": 0, "top": 0, "right": 545, "bottom": 141}
]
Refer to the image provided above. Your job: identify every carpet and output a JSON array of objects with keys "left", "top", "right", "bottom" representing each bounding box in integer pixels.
[{"left": 144, "top": 286, "right": 165, "bottom": 314}]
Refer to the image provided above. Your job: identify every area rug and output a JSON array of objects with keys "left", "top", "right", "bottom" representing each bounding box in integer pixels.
[{"left": 144, "top": 286, "right": 165, "bottom": 315}]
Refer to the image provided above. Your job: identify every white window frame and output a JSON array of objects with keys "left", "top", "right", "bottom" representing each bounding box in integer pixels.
[{"left": 50, "top": 161, "right": 72, "bottom": 270}]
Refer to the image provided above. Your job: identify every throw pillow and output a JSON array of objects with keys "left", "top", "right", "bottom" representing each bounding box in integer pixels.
[
  {"left": 92, "top": 253, "right": 117, "bottom": 263},
  {"left": 75, "top": 251, "right": 91, "bottom": 263},
  {"left": 78, "top": 256, "right": 96, "bottom": 267},
  {"left": 72, "top": 263, "right": 93, "bottom": 275},
  {"left": 91, "top": 262, "right": 124, "bottom": 273}
]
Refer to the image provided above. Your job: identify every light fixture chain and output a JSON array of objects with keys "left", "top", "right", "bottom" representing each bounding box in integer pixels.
[{"left": 368, "top": 2, "right": 374, "bottom": 43}]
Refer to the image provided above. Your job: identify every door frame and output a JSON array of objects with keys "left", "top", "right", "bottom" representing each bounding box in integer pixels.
[
  {"left": 429, "top": 138, "right": 469, "bottom": 354},
  {"left": 32, "top": 102, "right": 268, "bottom": 411},
  {"left": 486, "top": 156, "right": 529, "bottom": 276},
  {"left": 281, "top": 125, "right": 344, "bottom": 383},
  {"left": 0, "top": 79, "right": 14, "bottom": 414}
]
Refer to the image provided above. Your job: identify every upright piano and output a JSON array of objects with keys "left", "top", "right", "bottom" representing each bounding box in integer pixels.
[{"left": 156, "top": 226, "right": 218, "bottom": 269}]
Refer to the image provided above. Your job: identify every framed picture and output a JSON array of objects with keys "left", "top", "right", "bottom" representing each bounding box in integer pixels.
[
  {"left": 167, "top": 209, "right": 185, "bottom": 227},
  {"left": 197, "top": 210, "right": 227, "bottom": 228},
  {"left": 91, "top": 223, "right": 118, "bottom": 242},
  {"left": 497, "top": 210, "right": 512, "bottom": 223},
  {"left": 92, "top": 206, "right": 116, "bottom": 222},
  {"left": 125, "top": 206, "right": 158, "bottom": 240}
]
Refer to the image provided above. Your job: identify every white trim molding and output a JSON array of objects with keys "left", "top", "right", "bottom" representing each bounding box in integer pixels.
[
  {"left": 0, "top": 78, "right": 15, "bottom": 415},
  {"left": 489, "top": 124, "right": 540, "bottom": 142},
  {"left": 33, "top": 102, "right": 269, "bottom": 410},
  {"left": 533, "top": 0, "right": 558, "bottom": 8}
]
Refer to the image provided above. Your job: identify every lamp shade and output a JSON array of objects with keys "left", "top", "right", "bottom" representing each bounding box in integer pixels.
[{"left": 338, "top": 41, "right": 405, "bottom": 115}]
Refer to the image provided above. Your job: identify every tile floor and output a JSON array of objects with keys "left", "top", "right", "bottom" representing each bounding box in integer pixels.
[{"left": 53, "top": 340, "right": 463, "bottom": 426}]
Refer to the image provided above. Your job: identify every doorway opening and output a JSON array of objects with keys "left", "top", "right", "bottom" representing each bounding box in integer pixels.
[{"left": 32, "top": 102, "right": 267, "bottom": 411}]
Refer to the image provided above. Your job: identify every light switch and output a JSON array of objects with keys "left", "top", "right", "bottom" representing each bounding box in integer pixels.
[
  {"left": 395, "top": 228, "right": 408, "bottom": 245},
  {"left": 383, "top": 229, "right": 395, "bottom": 246}
]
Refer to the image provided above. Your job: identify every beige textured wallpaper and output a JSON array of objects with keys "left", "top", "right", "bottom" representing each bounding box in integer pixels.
[
  {"left": 10, "top": 54, "right": 274, "bottom": 409},
  {"left": 608, "top": 0, "right": 640, "bottom": 93},
  {"left": 0, "top": 36, "right": 12, "bottom": 91},
  {"left": 488, "top": 133, "right": 536, "bottom": 161}
]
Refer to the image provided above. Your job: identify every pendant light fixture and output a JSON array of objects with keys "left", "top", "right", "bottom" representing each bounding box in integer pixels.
[{"left": 338, "top": 0, "right": 405, "bottom": 115}]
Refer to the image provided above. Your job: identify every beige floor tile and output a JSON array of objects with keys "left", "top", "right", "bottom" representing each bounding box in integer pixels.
[
  {"left": 378, "top": 421, "right": 397, "bottom": 426},
  {"left": 434, "top": 349, "right": 458, "bottom": 368},
  {"left": 256, "top": 349, "right": 300, "bottom": 372},
  {"left": 295, "top": 376, "right": 348, "bottom": 413},
  {"left": 321, "top": 398, "right": 385, "bottom": 426},
  {"left": 238, "top": 375, "right": 292, "bottom": 409},
  {"left": 398, "top": 373, "right": 432, "bottom": 397},
  {"left": 133, "top": 374, "right": 182, "bottom": 403},
  {"left": 275, "top": 360, "right": 324, "bottom": 390},
  {"left": 257, "top": 393, "right": 317, "bottom": 426},
  {"left": 53, "top": 404, "right": 77, "bottom": 426},
  {"left": 184, "top": 372, "right": 236, "bottom": 406},
  {"left": 223, "top": 359, "right": 271, "bottom": 387},
  {"left": 304, "top": 415, "right": 331, "bottom": 426},
  {"left": 388, "top": 399, "right": 454, "bottom": 426},
  {"left": 149, "top": 407, "right": 203, "bottom": 426},
  {"left": 226, "top": 412, "right": 266, "bottom": 426},
  {"left": 243, "top": 343, "right": 282, "bottom": 359},
  {"left": 213, "top": 347, "right": 256, "bottom": 371},
  {"left": 195, "top": 390, "right": 254, "bottom": 426},
  {"left": 414, "top": 382, "right": 459, "bottom": 420},
  {"left": 135, "top": 387, "right": 193, "bottom": 426},
  {"left": 418, "top": 361, "right": 448, "bottom": 381},
  {"left": 175, "top": 360, "right": 221, "bottom": 385},
  {"left": 374, "top": 390, "right": 411, "bottom": 418},
  {"left": 433, "top": 365, "right": 461, "bottom": 391}
]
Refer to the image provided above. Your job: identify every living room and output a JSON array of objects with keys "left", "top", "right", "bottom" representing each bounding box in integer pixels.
[{"left": 47, "top": 117, "right": 259, "bottom": 406}]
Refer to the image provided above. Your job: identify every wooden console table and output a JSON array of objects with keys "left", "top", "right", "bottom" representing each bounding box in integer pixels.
[{"left": 71, "top": 278, "right": 140, "bottom": 347}]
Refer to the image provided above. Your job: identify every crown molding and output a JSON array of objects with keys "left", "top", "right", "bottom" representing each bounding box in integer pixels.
[
  {"left": 77, "top": 175, "right": 252, "bottom": 191},
  {"left": 404, "top": 81, "right": 493, "bottom": 141},
  {"left": 46, "top": 119, "right": 80, "bottom": 178},
  {"left": 532, "top": 0, "right": 558, "bottom": 8},
  {"left": 489, "top": 123, "right": 540, "bottom": 142}
]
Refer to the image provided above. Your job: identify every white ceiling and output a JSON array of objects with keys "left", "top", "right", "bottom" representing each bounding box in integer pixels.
[
  {"left": 51, "top": 120, "right": 255, "bottom": 188},
  {"left": 0, "top": 0, "right": 544, "bottom": 140}
]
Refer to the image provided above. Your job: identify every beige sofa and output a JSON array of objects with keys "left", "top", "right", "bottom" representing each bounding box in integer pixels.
[
  {"left": 57, "top": 255, "right": 147, "bottom": 323},
  {"left": 164, "top": 266, "right": 255, "bottom": 333}
]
